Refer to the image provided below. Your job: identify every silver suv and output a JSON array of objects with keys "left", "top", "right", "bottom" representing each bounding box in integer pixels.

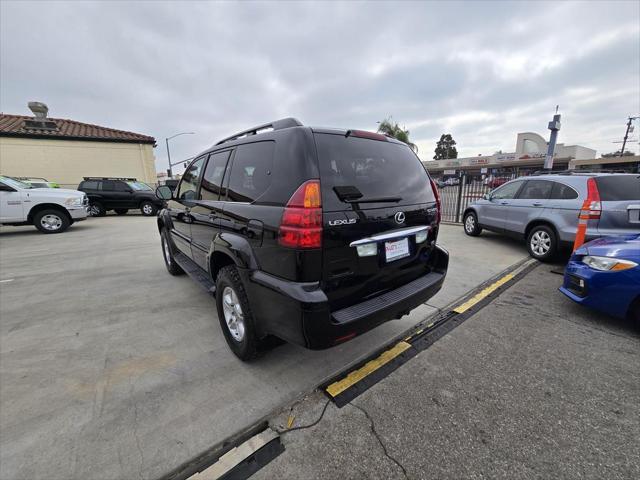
[{"left": 462, "top": 173, "right": 640, "bottom": 261}]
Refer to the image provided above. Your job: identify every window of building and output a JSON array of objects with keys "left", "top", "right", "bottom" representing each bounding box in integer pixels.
[
  {"left": 177, "top": 156, "right": 206, "bottom": 201},
  {"left": 200, "top": 151, "right": 231, "bottom": 201},
  {"left": 226, "top": 142, "right": 275, "bottom": 203}
]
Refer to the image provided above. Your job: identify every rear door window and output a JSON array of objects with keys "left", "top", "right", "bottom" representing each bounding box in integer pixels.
[
  {"left": 517, "top": 180, "right": 553, "bottom": 200},
  {"left": 314, "top": 133, "right": 434, "bottom": 211},
  {"left": 550, "top": 182, "right": 578, "bottom": 200},
  {"left": 595, "top": 175, "right": 640, "bottom": 201},
  {"left": 200, "top": 150, "right": 231, "bottom": 201},
  {"left": 101, "top": 180, "right": 115, "bottom": 191},
  {"left": 82, "top": 180, "right": 99, "bottom": 190},
  {"left": 226, "top": 142, "right": 274, "bottom": 203}
]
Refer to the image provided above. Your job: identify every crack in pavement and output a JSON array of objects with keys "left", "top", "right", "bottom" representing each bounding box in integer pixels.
[{"left": 349, "top": 402, "right": 408, "bottom": 479}]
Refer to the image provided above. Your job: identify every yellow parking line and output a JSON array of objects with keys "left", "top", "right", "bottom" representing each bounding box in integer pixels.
[
  {"left": 326, "top": 341, "right": 411, "bottom": 398},
  {"left": 453, "top": 273, "right": 514, "bottom": 314}
]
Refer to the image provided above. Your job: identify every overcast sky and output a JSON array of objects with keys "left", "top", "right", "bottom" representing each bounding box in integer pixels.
[{"left": 2, "top": 0, "right": 639, "bottom": 172}]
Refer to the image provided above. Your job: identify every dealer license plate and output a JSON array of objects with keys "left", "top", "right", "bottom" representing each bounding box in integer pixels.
[{"left": 385, "top": 238, "right": 410, "bottom": 262}]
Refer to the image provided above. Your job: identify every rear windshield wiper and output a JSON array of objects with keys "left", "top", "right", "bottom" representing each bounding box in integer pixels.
[{"left": 344, "top": 196, "right": 402, "bottom": 204}]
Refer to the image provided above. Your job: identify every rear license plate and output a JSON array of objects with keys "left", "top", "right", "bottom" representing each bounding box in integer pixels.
[{"left": 385, "top": 238, "right": 410, "bottom": 262}]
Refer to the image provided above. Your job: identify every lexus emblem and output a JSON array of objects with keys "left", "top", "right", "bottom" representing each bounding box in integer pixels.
[{"left": 394, "top": 212, "right": 405, "bottom": 224}]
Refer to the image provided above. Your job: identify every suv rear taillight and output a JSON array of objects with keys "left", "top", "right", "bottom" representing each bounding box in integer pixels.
[
  {"left": 430, "top": 178, "right": 441, "bottom": 224},
  {"left": 279, "top": 180, "right": 322, "bottom": 248},
  {"left": 584, "top": 177, "right": 602, "bottom": 219}
]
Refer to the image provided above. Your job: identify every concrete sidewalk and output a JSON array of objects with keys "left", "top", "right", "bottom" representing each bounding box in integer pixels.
[{"left": 256, "top": 265, "right": 640, "bottom": 480}]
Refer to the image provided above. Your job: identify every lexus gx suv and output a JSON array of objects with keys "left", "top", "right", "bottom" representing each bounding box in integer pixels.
[{"left": 155, "top": 118, "right": 448, "bottom": 360}]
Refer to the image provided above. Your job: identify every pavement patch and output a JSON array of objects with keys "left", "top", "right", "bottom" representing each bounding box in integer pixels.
[{"left": 323, "top": 258, "right": 538, "bottom": 407}]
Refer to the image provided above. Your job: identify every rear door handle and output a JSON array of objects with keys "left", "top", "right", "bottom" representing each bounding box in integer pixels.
[
  {"left": 500, "top": 201, "right": 509, "bottom": 205},
  {"left": 532, "top": 202, "right": 543, "bottom": 207}
]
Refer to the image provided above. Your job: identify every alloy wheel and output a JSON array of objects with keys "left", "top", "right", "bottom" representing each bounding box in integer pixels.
[
  {"left": 222, "top": 286, "right": 245, "bottom": 342},
  {"left": 40, "top": 214, "right": 62, "bottom": 231},
  {"left": 142, "top": 204, "right": 153, "bottom": 215},
  {"left": 465, "top": 215, "right": 475, "bottom": 233},
  {"left": 530, "top": 230, "right": 551, "bottom": 256}
]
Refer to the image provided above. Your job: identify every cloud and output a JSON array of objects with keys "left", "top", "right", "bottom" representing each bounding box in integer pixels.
[{"left": 1, "top": 0, "right": 638, "bottom": 171}]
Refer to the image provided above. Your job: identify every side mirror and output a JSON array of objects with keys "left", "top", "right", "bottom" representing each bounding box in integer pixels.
[{"left": 156, "top": 185, "right": 173, "bottom": 200}]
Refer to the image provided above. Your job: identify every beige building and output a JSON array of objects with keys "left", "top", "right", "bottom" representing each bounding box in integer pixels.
[{"left": 0, "top": 103, "right": 156, "bottom": 188}]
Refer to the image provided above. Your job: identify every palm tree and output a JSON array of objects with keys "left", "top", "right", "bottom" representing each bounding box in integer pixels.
[{"left": 377, "top": 117, "right": 418, "bottom": 153}]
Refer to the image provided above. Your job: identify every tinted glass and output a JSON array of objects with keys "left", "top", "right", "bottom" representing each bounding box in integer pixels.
[
  {"left": 102, "top": 180, "right": 115, "bottom": 191},
  {"left": 114, "top": 181, "right": 130, "bottom": 192},
  {"left": 315, "top": 133, "right": 434, "bottom": 211},
  {"left": 201, "top": 151, "right": 231, "bottom": 201},
  {"left": 177, "top": 156, "right": 205, "bottom": 201},
  {"left": 550, "top": 182, "right": 578, "bottom": 200},
  {"left": 492, "top": 181, "right": 523, "bottom": 200},
  {"left": 81, "top": 180, "right": 99, "bottom": 190},
  {"left": 595, "top": 175, "right": 640, "bottom": 201},
  {"left": 518, "top": 180, "right": 553, "bottom": 200},
  {"left": 226, "top": 142, "right": 274, "bottom": 203},
  {"left": 127, "top": 181, "right": 152, "bottom": 191}
]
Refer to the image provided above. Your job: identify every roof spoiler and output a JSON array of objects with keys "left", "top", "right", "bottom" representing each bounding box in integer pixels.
[{"left": 215, "top": 118, "right": 303, "bottom": 146}]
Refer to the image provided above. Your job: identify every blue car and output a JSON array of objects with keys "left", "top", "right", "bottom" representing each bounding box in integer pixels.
[{"left": 560, "top": 234, "right": 640, "bottom": 323}]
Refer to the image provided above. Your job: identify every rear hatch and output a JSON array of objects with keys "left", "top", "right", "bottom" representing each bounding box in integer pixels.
[
  {"left": 314, "top": 131, "right": 439, "bottom": 311},
  {"left": 595, "top": 175, "right": 640, "bottom": 236}
]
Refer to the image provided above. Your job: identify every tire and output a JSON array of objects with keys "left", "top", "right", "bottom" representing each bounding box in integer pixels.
[
  {"left": 89, "top": 202, "right": 106, "bottom": 217},
  {"left": 140, "top": 201, "right": 157, "bottom": 216},
  {"left": 215, "top": 265, "right": 260, "bottom": 361},
  {"left": 161, "top": 229, "right": 184, "bottom": 276},
  {"left": 33, "top": 209, "right": 70, "bottom": 234},
  {"left": 115, "top": 209, "right": 128, "bottom": 215},
  {"left": 463, "top": 211, "right": 482, "bottom": 236},
  {"left": 526, "top": 225, "right": 557, "bottom": 262}
]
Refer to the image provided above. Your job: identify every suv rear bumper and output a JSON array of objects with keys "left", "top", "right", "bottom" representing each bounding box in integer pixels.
[{"left": 243, "top": 245, "right": 449, "bottom": 349}]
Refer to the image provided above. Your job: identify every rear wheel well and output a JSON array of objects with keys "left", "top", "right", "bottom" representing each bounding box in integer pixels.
[
  {"left": 210, "top": 251, "right": 235, "bottom": 283},
  {"left": 525, "top": 220, "right": 558, "bottom": 241},
  {"left": 27, "top": 204, "right": 70, "bottom": 224}
]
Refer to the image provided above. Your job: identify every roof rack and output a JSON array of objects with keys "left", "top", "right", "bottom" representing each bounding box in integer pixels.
[
  {"left": 530, "top": 169, "right": 628, "bottom": 176},
  {"left": 215, "top": 117, "right": 303, "bottom": 146},
  {"left": 83, "top": 177, "right": 137, "bottom": 181}
]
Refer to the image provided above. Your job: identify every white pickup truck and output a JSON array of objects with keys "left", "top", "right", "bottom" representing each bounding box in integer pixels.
[{"left": 0, "top": 176, "right": 89, "bottom": 233}]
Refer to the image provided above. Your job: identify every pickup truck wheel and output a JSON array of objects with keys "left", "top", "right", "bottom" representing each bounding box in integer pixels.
[
  {"left": 141, "top": 202, "right": 157, "bottom": 216},
  {"left": 527, "top": 225, "right": 557, "bottom": 262},
  {"left": 216, "top": 266, "right": 259, "bottom": 361},
  {"left": 34, "top": 209, "right": 70, "bottom": 234},
  {"left": 161, "top": 229, "right": 184, "bottom": 276},
  {"left": 463, "top": 211, "right": 482, "bottom": 236},
  {"left": 115, "top": 209, "right": 128, "bottom": 215},
  {"left": 89, "top": 202, "right": 106, "bottom": 217}
]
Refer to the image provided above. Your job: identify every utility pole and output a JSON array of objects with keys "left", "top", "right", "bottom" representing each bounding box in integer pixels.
[
  {"left": 165, "top": 132, "right": 195, "bottom": 178},
  {"left": 620, "top": 116, "right": 638, "bottom": 157},
  {"left": 544, "top": 106, "right": 561, "bottom": 170}
]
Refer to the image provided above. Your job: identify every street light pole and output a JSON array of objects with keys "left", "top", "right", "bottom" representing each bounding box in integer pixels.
[{"left": 165, "top": 132, "right": 195, "bottom": 178}]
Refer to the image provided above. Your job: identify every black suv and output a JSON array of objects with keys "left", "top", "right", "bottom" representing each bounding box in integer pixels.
[
  {"left": 155, "top": 118, "right": 448, "bottom": 360},
  {"left": 78, "top": 177, "right": 163, "bottom": 216}
]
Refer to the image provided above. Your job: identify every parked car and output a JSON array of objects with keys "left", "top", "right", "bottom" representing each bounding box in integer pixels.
[
  {"left": 0, "top": 175, "right": 88, "bottom": 233},
  {"left": 436, "top": 179, "right": 447, "bottom": 188},
  {"left": 12, "top": 176, "right": 60, "bottom": 189},
  {"left": 560, "top": 234, "right": 640, "bottom": 325},
  {"left": 77, "top": 177, "right": 163, "bottom": 216},
  {"left": 444, "top": 177, "right": 460, "bottom": 186},
  {"left": 155, "top": 118, "right": 448, "bottom": 360},
  {"left": 462, "top": 173, "right": 640, "bottom": 261}
]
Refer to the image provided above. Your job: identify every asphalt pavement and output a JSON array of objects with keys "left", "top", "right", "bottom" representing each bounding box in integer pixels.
[
  {"left": 0, "top": 216, "right": 526, "bottom": 480},
  {"left": 256, "top": 264, "right": 640, "bottom": 480}
]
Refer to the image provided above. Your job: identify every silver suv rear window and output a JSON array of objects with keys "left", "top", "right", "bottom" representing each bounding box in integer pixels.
[{"left": 595, "top": 175, "right": 640, "bottom": 201}]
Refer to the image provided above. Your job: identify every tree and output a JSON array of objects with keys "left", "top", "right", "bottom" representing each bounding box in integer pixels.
[
  {"left": 377, "top": 117, "right": 418, "bottom": 153},
  {"left": 433, "top": 134, "right": 458, "bottom": 160}
]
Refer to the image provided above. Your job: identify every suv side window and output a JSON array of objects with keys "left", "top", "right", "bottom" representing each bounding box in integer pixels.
[
  {"left": 114, "top": 181, "right": 130, "bottom": 192},
  {"left": 177, "top": 156, "right": 206, "bottom": 201},
  {"left": 550, "top": 182, "right": 578, "bottom": 200},
  {"left": 81, "top": 180, "right": 99, "bottom": 190},
  {"left": 200, "top": 151, "right": 231, "bottom": 201},
  {"left": 226, "top": 142, "right": 275, "bottom": 203},
  {"left": 518, "top": 180, "right": 553, "bottom": 200},
  {"left": 492, "top": 181, "right": 523, "bottom": 200},
  {"left": 102, "top": 180, "right": 116, "bottom": 191}
]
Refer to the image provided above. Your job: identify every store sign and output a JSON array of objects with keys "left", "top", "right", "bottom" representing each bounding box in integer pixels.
[
  {"left": 470, "top": 157, "right": 489, "bottom": 164},
  {"left": 444, "top": 160, "right": 460, "bottom": 167},
  {"left": 480, "top": 168, "right": 488, "bottom": 173},
  {"left": 495, "top": 154, "right": 516, "bottom": 162},
  {"left": 444, "top": 169, "right": 456, "bottom": 175}
]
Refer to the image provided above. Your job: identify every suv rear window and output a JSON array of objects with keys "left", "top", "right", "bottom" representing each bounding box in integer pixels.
[
  {"left": 314, "top": 133, "right": 434, "bottom": 211},
  {"left": 595, "top": 175, "right": 640, "bottom": 201}
]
